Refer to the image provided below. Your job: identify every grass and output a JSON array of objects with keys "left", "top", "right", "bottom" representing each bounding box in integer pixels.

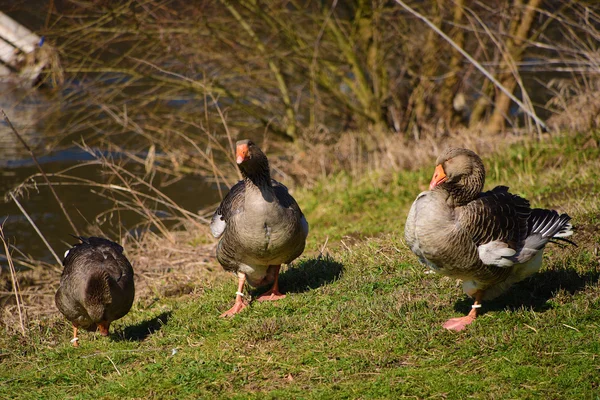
[{"left": 1, "top": 132, "right": 600, "bottom": 399}]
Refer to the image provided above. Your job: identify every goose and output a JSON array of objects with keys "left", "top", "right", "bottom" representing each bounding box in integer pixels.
[
  {"left": 55, "top": 236, "right": 135, "bottom": 346},
  {"left": 211, "top": 140, "right": 309, "bottom": 317},
  {"left": 405, "top": 148, "right": 573, "bottom": 331}
]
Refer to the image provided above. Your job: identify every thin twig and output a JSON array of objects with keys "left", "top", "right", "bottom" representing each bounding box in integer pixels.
[
  {"left": 319, "top": 236, "right": 329, "bottom": 257},
  {"left": 9, "top": 193, "right": 63, "bottom": 267},
  {"left": 393, "top": 0, "right": 548, "bottom": 133},
  {"left": 11, "top": 170, "right": 210, "bottom": 224},
  {"left": 0, "top": 224, "right": 27, "bottom": 336},
  {"left": 209, "top": 91, "right": 243, "bottom": 181},
  {"left": 2, "top": 110, "right": 80, "bottom": 236},
  {"left": 106, "top": 355, "right": 122, "bottom": 376}
]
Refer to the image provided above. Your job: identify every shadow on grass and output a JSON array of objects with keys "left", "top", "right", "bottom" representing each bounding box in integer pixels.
[
  {"left": 262, "top": 255, "right": 344, "bottom": 295},
  {"left": 453, "top": 267, "right": 600, "bottom": 315},
  {"left": 119, "top": 311, "right": 172, "bottom": 341}
]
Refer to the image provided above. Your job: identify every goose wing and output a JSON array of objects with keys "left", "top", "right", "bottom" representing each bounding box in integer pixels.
[
  {"left": 272, "top": 179, "right": 309, "bottom": 236},
  {"left": 457, "top": 186, "right": 530, "bottom": 267},
  {"left": 210, "top": 180, "right": 246, "bottom": 238}
]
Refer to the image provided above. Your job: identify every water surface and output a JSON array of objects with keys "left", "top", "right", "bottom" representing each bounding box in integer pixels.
[{"left": 0, "top": 84, "right": 221, "bottom": 264}]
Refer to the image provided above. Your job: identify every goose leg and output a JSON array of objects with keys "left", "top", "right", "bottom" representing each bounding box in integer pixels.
[
  {"left": 98, "top": 321, "right": 110, "bottom": 336},
  {"left": 220, "top": 272, "right": 247, "bottom": 317},
  {"left": 257, "top": 265, "right": 286, "bottom": 301},
  {"left": 443, "top": 290, "right": 483, "bottom": 332},
  {"left": 71, "top": 325, "right": 79, "bottom": 347}
]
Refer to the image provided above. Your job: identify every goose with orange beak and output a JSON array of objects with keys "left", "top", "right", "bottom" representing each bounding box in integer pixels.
[
  {"left": 211, "top": 140, "right": 309, "bottom": 317},
  {"left": 405, "top": 148, "right": 573, "bottom": 331}
]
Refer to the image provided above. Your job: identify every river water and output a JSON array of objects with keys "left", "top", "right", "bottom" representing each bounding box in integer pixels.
[{"left": 0, "top": 83, "right": 222, "bottom": 264}]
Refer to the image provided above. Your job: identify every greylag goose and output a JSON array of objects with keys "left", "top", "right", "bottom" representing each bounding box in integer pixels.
[
  {"left": 405, "top": 148, "right": 573, "bottom": 331},
  {"left": 211, "top": 140, "right": 309, "bottom": 317},
  {"left": 55, "top": 236, "right": 135, "bottom": 346}
]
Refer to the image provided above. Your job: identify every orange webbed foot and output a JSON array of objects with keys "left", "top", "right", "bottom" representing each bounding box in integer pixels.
[
  {"left": 442, "top": 315, "right": 476, "bottom": 331},
  {"left": 220, "top": 300, "right": 247, "bottom": 317},
  {"left": 257, "top": 265, "right": 285, "bottom": 301},
  {"left": 256, "top": 289, "right": 286, "bottom": 302},
  {"left": 444, "top": 291, "right": 483, "bottom": 331},
  {"left": 97, "top": 321, "right": 110, "bottom": 336}
]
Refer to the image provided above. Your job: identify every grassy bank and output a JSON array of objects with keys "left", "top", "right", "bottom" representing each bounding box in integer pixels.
[{"left": 1, "top": 132, "right": 599, "bottom": 399}]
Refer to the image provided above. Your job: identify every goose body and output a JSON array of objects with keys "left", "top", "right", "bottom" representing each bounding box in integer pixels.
[
  {"left": 405, "top": 148, "right": 573, "bottom": 331},
  {"left": 211, "top": 140, "right": 308, "bottom": 316},
  {"left": 55, "top": 236, "right": 135, "bottom": 346}
]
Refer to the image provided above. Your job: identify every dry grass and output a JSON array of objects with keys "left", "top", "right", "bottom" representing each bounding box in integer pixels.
[
  {"left": 546, "top": 80, "right": 600, "bottom": 133},
  {"left": 126, "top": 230, "right": 229, "bottom": 303},
  {"left": 283, "top": 127, "right": 525, "bottom": 186},
  {"left": 0, "top": 229, "right": 228, "bottom": 330},
  {"left": 1, "top": 130, "right": 599, "bottom": 398},
  {"left": 0, "top": 125, "right": 572, "bottom": 331}
]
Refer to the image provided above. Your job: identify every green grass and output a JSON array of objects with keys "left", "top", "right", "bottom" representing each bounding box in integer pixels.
[{"left": 2, "top": 132, "right": 600, "bottom": 399}]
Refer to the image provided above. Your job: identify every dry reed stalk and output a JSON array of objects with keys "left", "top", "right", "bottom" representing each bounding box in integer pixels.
[
  {"left": 2, "top": 111, "right": 81, "bottom": 236},
  {"left": 462, "top": 6, "right": 536, "bottom": 133},
  {"left": 392, "top": 0, "right": 547, "bottom": 134},
  {"left": 0, "top": 225, "right": 27, "bottom": 336},
  {"left": 161, "top": 126, "right": 233, "bottom": 199},
  {"left": 125, "top": 56, "right": 241, "bottom": 185},
  {"left": 79, "top": 144, "right": 206, "bottom": 228},
  {"left": 11, "top": 167, "right": 210, "bottom": 226},
  {"left": 8, "top": 193, "right": 63, "bottom": 269},
  {"left": 98, "top": 162, "right": 175, "bottom": 243},
  {"left": 208, "top": 92, "right": 244, "bottom": 182}
]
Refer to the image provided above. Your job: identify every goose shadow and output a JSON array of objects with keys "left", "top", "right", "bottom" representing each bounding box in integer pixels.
[
  {"left": 255, "top": 255, "right": 344, "bottom": 296},
  {"left": 118, "top": 311, "right": 172, "bottom": 341},
  {"left": 453, "top": 267, "right": 600, "bottom": 315}
]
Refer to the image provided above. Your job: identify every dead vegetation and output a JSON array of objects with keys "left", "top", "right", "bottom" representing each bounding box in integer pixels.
[
  {"left": 283, "top": 128, "right": 525, "bottom": 185},
  {"left": 3, "top": 0, "right": 600, "bottom": 334},
  {"left": 0, "top": 228, "right": 227, "bottom": 333},
  {"left": 26, "top": 1, "right": 600, "bottom": 150}
]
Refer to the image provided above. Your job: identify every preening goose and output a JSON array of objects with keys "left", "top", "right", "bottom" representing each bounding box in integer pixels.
[
  {"left": 405, "top": 148, "right": 573, "bottom": 331},
  {"left": 211, "top": 140, "right": 309, "bottom": 317},
  {"left": 55, "top": 236, "right": 135, "bottom": 346}
]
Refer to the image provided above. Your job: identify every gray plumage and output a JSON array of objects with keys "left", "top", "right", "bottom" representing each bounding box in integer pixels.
[
  {"left": 405, "top": 147, "right": 573, "bottom": 301},
  {"left": 210, "top": 140, "right": 308, "bottom": 287},
  {"left": 55, "top": 236, "right": 135, "bottom": 335}
]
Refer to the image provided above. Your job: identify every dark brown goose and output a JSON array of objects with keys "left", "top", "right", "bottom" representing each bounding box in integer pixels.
[
  {"left": 405, "top": 148, "right": 573, "bottom": 331},
  {"left": 55, "top": 236, "right": 135, "bottom": 346},
  {"left": 211, "top": 140, "right": 309, "bottom": 317}
]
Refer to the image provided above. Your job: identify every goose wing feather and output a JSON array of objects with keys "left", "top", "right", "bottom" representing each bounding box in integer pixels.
[
  {"left": 272, "top": 180, "right": 300, "bottom": 211},
  {"left": 210, "top": 180, "right": 246, "bottom": 238},
  {"left": 273, "top": 179, "right": 309, "bottom": 237},
  {"left": 458, "top": 186, "right": 531, "bottom": 267}
]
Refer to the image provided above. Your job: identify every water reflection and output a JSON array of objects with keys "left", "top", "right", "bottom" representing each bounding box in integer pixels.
[
  {"left": 0, "top": 83, "right": 50, "bottom": 161},
  {"left": 0, "top": 84, "right": 221, "bottom": 264}
]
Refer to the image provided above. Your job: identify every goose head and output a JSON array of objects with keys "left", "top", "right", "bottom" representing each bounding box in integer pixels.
[
  {"left": 235, "top": 140, "right": 270, "bottom": 184},
  {"left": 429, "top": 147, "right": 485, "bottom": 205}
]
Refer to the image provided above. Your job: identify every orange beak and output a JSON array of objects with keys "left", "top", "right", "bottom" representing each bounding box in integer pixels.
[
  {"left": 429, "top": 164, "right": 447, "bottom": 190},
  {"left": 236, "top": 144, "right": 249, "bottom": 164}
]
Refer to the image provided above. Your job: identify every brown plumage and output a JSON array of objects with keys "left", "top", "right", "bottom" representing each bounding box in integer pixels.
[
  {"left": 211, "top": 140, "right": 309, "bottom": 317},
  {"left": 405, "top": 148, "right": 573, "bottom": 331},
  {"left": 55, "top": 236, "right": 135, "bottom": 346}
]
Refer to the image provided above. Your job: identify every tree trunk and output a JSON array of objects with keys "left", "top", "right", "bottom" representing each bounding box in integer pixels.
[
  {"left": 413, "top": 0, "right": 442, "bottom": 129},
  {"left": 485, "top": 0, "right": 542, "bottom": 133},
  {"left": 437, "top": 0, "right": 464, "bottom": 126}
]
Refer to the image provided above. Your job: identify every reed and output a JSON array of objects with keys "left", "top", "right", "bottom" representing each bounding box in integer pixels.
[
  {"left": 0, "top": 225, "right": 27, "bottom": 336},
  {"left": 8, "top": 192, "right": 62, "bottom": 268},
  {"left": 2, "top": 111, "right": 80, "bottom": 236}
]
